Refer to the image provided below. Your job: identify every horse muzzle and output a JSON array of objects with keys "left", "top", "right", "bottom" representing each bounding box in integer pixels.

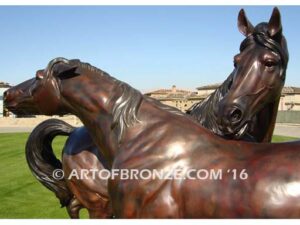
[
  {"left": 218, "top": 104, "right": 244, "bottom": 126},
  {"left": 3, "top": 89, "right": 37, "bottom": 116},
  {"left": 216, "top": 103, "right": 251, "bottom": 138}
]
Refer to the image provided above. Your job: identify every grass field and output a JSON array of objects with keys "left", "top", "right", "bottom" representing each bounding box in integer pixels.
[
  {"left": 0, "top": 132, "right": 89, "bottom": 218},
  {"left": 0, "top": 132, "right": 298, "bottom": 218}
]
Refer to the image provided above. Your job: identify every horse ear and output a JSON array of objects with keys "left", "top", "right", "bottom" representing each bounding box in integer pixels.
[
  {"left": 238, "top": 9, "right": 254, "bottom": 36},
  {"left": 268, "top": 7, "right": 282, "bottom": 38},
  {"left": 53, "top": 63, "right": 81, "bottom": 80},
  {"left": 36, "top": 70, "right": 44, "bottom": 80}
]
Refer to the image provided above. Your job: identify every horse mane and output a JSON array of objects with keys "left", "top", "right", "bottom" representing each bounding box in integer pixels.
[
  {"left": 187, "top": 73, "right": 233, "bottom": 136},
  {"left": 67, "top": 59, "right": 142, "bottom": 139},
  {"left": 110, "top": 82, "right": 143, "bottom": 142}
]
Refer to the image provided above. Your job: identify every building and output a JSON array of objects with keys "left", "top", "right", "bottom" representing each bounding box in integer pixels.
[
  {"left": 145, "top": 85, "right": 205, "bottom": 112},
  {"left": 0, "top": 82, "right": 11, "bottom": 117},
  {"left": 279, "top": 87, "right": 300, "bottom": 111},
  {"left": 196, "top": 83, "right": 221, "bottom": 96},
  {"left": 146, "top": 84, "right": 300, "bottom": 113}
]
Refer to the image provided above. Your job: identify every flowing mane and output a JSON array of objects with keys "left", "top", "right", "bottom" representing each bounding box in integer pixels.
[
  {"left": 187, "top": 73, "right": 233, "bottom": 136},
  {"left": 111, "top": 82, "right": 143, "bottom": 141}
]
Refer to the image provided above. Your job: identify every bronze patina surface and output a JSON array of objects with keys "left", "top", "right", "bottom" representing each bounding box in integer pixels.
[
  {"left": 5, "top": 7, "right": 297, "bottom": 218},
  {"left": 29, "top": 7, "right": 288, "bottom": 218}
]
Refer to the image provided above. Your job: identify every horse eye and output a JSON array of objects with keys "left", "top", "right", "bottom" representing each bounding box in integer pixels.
[{"left": 265, "top": 60, "right": 277, "bottom": 68}]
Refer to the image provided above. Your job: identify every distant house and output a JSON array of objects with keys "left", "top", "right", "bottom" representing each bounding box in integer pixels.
[
  {"left": 0, "top": 81, "right": 11, "bottom": 117},
  {"left": 196, "top": 83, "right": 221, "bottom": 96},
  {"left": 279, "top": 87, "right": 300, "bottom": 111},
  {"left": 145, "top": 85, "right": 205, "bottom": 112}
]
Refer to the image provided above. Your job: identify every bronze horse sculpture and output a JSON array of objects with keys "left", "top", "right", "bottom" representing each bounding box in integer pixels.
[
  {"left": 5, "top": 9, "right": 300, "bottom": 217},
  {"left": 24, "top": 7, "right": 288, "bottom": 218},
  {"left": 22, "top": 7, "right": 288, "bottom": 219}
]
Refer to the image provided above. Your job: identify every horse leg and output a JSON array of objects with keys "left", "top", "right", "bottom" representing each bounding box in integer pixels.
[{"left": 66, "top": 197, "right": 83, "bottom": 219}]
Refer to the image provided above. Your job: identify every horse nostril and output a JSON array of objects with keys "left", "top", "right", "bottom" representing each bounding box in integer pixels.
[{"left": 229, "top": 107, "right": 243, "bottom": 124}]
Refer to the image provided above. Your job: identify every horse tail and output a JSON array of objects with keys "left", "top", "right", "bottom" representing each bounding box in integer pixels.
[{"left": 25, "top": 118, "right": 75, "bottom": 207}]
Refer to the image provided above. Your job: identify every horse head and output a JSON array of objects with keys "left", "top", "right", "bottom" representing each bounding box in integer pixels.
[
  {"left": 4, "top": 58, "right": 81, "bottom": 116},
  {"left": 216, "top": 7, "right": 289, "bottom": 140}
]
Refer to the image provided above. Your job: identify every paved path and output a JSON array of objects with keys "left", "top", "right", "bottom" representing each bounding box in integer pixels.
[
  {"left": 1, "top": 124, "right": 300, "bottom": 138},
  {"left": 0, "top": 127, "right": 33, "bottom": 133},
  {"left": 273, "top": 124, "right": 300, "bottom": 138}
]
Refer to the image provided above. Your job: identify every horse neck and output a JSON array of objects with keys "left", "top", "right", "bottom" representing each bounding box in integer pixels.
[
  {"left": 60, "top": 74, "right": 123, "bottom": 163},
  {"left": 257, "top": 98, "right": 280, "bottom": 142}
]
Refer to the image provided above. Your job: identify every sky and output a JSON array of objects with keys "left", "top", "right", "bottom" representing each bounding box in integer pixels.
[{"left": 0, "top": 6, "right": 300, "bottom": 92}]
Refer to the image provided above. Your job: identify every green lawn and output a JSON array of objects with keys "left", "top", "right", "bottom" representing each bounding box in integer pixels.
[
  {"left": 0, "top": 132, "right": 88, "bottom": 218},
  {"left": 272, "top": 135, "right": 298, "bottom": 142},
  {"left": 0, "top": 132, "right": 297, "bottom": 218}
]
